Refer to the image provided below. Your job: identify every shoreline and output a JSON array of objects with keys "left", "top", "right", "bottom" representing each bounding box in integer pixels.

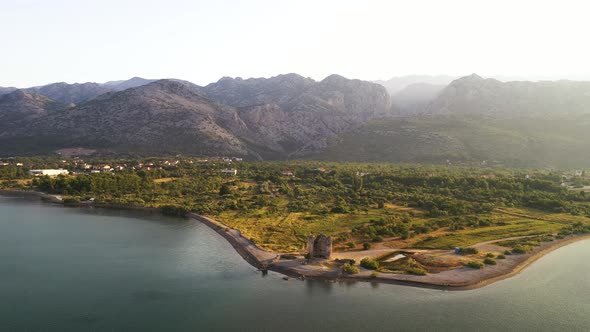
[
  {"left": 189, "top": 207, "right": 590, "bottom": 290},
  {"left": 2, "top": 189, "right": 590, "bottom": 290},
  {"left": 189, "top": 211, "right": 590, "bottom": 290},
  {"left": 0, "top": 189, "right": 65, "bottom": 203}
]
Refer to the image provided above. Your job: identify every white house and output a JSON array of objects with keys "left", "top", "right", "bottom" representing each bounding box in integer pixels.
[{"left": 28, "top": 169, "right": 69, "bottom": 177}]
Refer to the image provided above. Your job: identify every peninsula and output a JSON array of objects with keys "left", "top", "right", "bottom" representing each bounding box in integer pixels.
[{"left": 1, "top": 157, "right": 589, "bottom": 289}]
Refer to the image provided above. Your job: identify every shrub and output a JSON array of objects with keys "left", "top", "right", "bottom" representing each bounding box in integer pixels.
[
  {"left": 407, "top": 267, "right": 427, "bottom": 276},
  {"left": 512, "top": 245, "right": 532, "bottom": 254},
  {"left": 467, "top": 261, "right": 484, "bottom": 269},
  {"left": 363, "top": 242, "right": 372, "bottom": 250},
  {"left": 360, "top": 257, "right": 380, "bottom": 270},
  {"left": 484, "top": 258, "right": 497, "bottom": 265},
  {"left": 370, "top": 271, "right": 379, "bottom": 278},
  {"left": 486, "top": 253, "right": 495, "bottom": 258},
  {"left": 460, "top": 247, "right": 479, "bottom": 255},
  {"left": 504, "top": 250, "right": 512, "bottom": 255},
  {"left": 497, "top": 254, "right": 506, "bottom": 259},
  {"left": 342, "top": 263, "right": 360, "bottom": 274},
  {"left": 346, "top": 242, "right": 356, "bottom": 249},
  {"left": 372, "top": 235, "right": 384, "bottom": 242},
  {"left": 219, "top": 184, "right": 232, "bottom": 196},
  {"left": 161, "top": 205, "right": 189, "bottom": 217}
]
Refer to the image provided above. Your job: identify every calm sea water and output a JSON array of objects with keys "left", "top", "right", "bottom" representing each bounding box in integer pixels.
[{"left": 1, "top": 196, "right": 589, "bottom": 332}]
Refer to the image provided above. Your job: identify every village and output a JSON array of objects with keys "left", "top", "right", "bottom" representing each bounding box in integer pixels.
[
  {"left": 5, "top": 157, "right": 589, "bottom": 195},
  {"left": 0, "top": 156, "right": 250, "bottom": 177}
]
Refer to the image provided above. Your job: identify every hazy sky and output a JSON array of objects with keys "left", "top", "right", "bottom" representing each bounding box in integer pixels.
[{"left": 2, "top": 0, "right": 590, "bottom": 87}]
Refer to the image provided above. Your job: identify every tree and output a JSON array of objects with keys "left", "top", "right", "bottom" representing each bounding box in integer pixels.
[{"left": 219, "top": 184, "right": 232, "bottom": 196}]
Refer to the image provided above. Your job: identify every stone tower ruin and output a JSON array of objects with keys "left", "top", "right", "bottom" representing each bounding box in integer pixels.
[{"left": 307, "top": 234, "right": 332, "bottom": 259}]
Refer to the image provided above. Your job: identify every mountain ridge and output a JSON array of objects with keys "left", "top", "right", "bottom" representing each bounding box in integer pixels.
[
  {"left": 0, "top": 75, "right": 392, "bottom": 158},
  {"left": 2, "top": 73, "right": 590, "bottom": 167}
]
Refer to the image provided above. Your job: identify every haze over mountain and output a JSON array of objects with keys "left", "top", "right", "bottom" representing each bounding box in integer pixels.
[
  {"left": 374, "top": 75, "right": 459, "bottom": 95},
  {"left": 426, "top": 74, "right": 590, "bottom": 117},
  {"left": 318, "top": 74, "right": 590, "bottom": 167},
  {"left": 390, "top": 83, "right": 446, "bottom": 115},
  {"left": 1, "top": 73, "right": 590, "bottom": 167},
  {"left": 101, "top": 77, "right": 157, "bottom": 91}
]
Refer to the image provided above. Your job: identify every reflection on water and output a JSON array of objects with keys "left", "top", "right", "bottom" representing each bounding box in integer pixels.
[{"left": 305, "top": 279, "right": 334, "bottom": 295}]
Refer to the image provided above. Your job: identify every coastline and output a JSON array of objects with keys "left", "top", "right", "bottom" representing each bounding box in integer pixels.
[
  {"left": 189, "top": 212, "right": 590, "bottom": 290},
  {"left": 189, "top": 207, "right": 590, "bottom": 290},
  {"left": 0, "top": 189, "right": 64, "bottom": 203},
  {"left": 2, "top": 189, "right": 590, "bottom": 290}
]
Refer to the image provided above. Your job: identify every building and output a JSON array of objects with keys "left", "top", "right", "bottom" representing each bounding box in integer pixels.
[
  {"left": 221, "top": 168, "right": 237, "bottom": 176},
  {"left": 162, "top": 160, "right": 180, "bottom": 166},
  {"left": 307, "top": 234, "right": 332, "bottom": 259},
  {"left": 28, "top": 169, "right": 69, "bottom": 177},
  {"left": 281, "top": 170, "right": 294, "bottom": 177}
]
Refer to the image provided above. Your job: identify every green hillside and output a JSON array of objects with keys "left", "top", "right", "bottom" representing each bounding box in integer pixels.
[{"left": 313, "top": 114, "right": 590, "bottom": 167}]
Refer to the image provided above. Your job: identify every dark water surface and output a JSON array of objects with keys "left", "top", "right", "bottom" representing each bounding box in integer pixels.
[{"left": 1, "top": 196, "right": 589, "bottom": 331}]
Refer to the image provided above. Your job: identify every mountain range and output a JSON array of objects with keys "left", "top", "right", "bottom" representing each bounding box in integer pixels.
[{"left": 1, "top": 74, "right": 590, "bottom": 167}]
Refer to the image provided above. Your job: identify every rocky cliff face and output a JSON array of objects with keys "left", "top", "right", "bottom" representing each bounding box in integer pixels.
[
  {"left": 41, "top": 80, "right": 252, "bottom": 156},
  {"left": 0, "top": 74, "right": 391, "bottom": 157},
  {"left": 202, "top": 74, "right": 392, "bottom": 156},
  {"left": 200, "top": 73, "right": 316, "bottom": 109}
]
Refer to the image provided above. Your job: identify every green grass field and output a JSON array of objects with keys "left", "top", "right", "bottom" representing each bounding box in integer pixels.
[{"left": 215, "top": 205, "right": 587, "bottom": 252}]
